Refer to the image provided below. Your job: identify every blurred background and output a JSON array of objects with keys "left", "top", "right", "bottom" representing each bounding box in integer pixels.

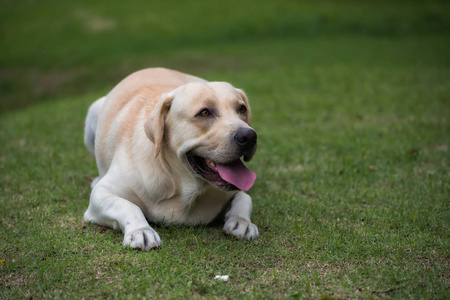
[
  {"left": 1, "top": 0, "right": 449, "bottom": 112},
  {"left": 1, "top": 2, "right": 449, "bottom": 297}
]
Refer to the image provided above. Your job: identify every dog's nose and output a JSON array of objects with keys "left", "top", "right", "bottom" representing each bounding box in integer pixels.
[{"left": 233, "top": 128, "right": 257, "bottom": 149}]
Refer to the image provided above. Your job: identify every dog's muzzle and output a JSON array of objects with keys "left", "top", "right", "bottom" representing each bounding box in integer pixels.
[{"left": 186, "top": 127, "right": 258, "bottom": 191}]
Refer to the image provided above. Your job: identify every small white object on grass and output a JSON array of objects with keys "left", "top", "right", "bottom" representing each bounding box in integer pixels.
[{"left": 214, "top": 275, "right": 229, "bottom": 282}]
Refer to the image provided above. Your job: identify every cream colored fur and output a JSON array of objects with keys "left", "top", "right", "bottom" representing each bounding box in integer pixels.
[{"left": 83, "top": 68, "right": 258, "bottom": 250}]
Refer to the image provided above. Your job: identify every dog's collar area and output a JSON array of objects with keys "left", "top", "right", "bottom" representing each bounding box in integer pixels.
[{"left": 186, "top": 153, "right": 238, "bottom": 191}]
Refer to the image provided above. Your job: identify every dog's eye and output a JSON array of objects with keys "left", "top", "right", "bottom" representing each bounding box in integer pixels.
[
  {"left": 238, "top": 105, "right": 247, "bottom": 114},
  {"left": 197, "top": 109, "right": 211, "bottom": 117}
]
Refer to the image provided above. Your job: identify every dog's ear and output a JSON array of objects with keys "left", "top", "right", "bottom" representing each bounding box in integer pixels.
[
  {"left": 145, "top": 93, "right": 174, "bottom": 157},
  {"left": 235, "top": 88, "right": 252, "bottom": 125}
]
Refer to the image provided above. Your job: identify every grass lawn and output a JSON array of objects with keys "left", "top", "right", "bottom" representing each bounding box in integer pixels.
[{"left": 1, "top": 1, "right": 449, "bottom": 299}]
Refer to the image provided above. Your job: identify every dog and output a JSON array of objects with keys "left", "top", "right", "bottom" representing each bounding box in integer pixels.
[{"left": 83, "top": 68, "right": 259, "bottom": 250}]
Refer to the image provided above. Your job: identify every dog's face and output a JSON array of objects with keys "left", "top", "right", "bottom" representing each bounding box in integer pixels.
[{"left": 146, "top": 82, "right": 257, "bottom": 191}]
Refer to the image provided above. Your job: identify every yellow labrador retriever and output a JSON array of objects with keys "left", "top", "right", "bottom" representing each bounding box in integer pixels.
[{"left": 83, "top": 68, "right": 258, "bottom": 250}]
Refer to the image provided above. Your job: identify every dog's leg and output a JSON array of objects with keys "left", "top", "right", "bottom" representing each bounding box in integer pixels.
[
  {"left": 223, "top": 191, "right": 259, "bottom": 240},
  {"left": 84, "top": 183, "right": 161, "bottom": 250}
]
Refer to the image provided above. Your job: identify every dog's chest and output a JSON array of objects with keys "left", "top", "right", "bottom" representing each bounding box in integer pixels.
[
  {"left": 186, "top": 188, "right": 231, "bottom": 224},
  {"left": 148, "top": 187, "right": 231, "bottom": 226}
]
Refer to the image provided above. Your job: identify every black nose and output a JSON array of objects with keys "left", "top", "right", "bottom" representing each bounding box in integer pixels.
[{"left": 233, "top": 128, "right": 257, "bottom": 149}]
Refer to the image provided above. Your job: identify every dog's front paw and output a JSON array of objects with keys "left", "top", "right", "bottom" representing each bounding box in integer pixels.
[
  {"left": 223, "top": 217, "right": 259, "bottom": 240},
  {"left": 123, "top": 227, "right": 161, "bottom": 250}
]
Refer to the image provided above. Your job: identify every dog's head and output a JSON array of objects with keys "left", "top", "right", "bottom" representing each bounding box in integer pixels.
[{"left": 145, "top": 82, "right": 257, "bottom": 191}]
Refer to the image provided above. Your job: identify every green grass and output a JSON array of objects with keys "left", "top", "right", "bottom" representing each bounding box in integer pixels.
[{"left": 1, "top": 0, "right": 449, "bottom": 299}]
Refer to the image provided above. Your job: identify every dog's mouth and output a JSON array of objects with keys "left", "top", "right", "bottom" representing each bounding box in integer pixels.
[{"left": 186, "top": 153, "right": 256, "bottom": 191}]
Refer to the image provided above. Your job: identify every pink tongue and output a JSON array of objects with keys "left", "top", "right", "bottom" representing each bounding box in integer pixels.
[{"left": 216, "top": 160, "right": 257, "bottom": 191}]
